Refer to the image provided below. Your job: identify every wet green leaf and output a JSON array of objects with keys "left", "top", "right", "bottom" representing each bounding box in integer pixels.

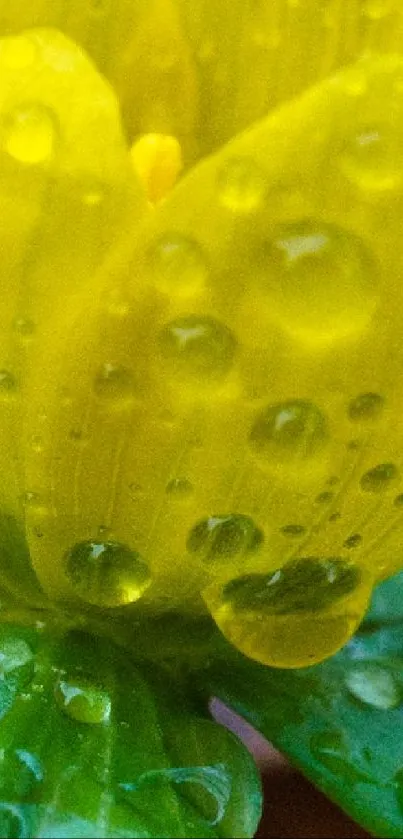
[{"left": 0, "top": 621, "right": 261, "bottom": 839}]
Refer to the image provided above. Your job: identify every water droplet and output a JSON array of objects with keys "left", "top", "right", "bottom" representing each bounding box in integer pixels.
[
  {"left": 0, "top": 370, "right": 16, "bottom": 396},
  {"left": 217, "top": 156, "right": 267, "bottom": 213},
  {"left": 0, "top": 749, "right": 43, "bottom": 799},
  {"left": 69, "top": 429, "right": 86, "bottom": 445},
  {"left": 0, "top": 36, "right": 37, "bottom": 69},
  {"left": 310, "top": 731, "right": 349, "bottom": 773},
  {"left": 188, "top": 514, "right": 263, "bottom": 563},
  {"left": 13, "top": 318, "right": 35, "bottom": 339},
  {"left": 315, "top": 491, "right": 334, "bottom": 505},
  {"left": 254, "top": 222, "right": 377, "bottom": 342},
  {"left": 166, "top": 477, "right": 193, "bottom": 498},
  {"left": 158, "top": 315, "right": 237, "bottom": 381},
  {"left": 221, "top": 557, "right": 360, "bottom": 614},
  {"left": 204, "top": 556, "right": 369, "bottom": 668},
  {"left": 0, "top": 804, "right": 26, "bottom": 838},
  {"left": 345, "top": 662, "right": 402, "bottom": 709},
  {"left": 249, "top": 400, "right": 327, "bottom": 462},
  {"left": 344, "top": 533, "right": 362, "bottom": 549},
  {"left": 341, "top": 125, "right": 402, "bottom": 192},
  {"left": 55, "top": 676, "right": 111, "bottom": 724},
  {"left": 348, "top": 393, "right": 384, "bottom": 421},
  {"left": 148, "top": 234, "right": 208, "bottom": 297},
  {"left": 93, "top": 363, "right": 136, "bottom": 408},
  {"left": 0, "top": 636, "right": 33, "bottom": 674},
  {"left": 280, "top": 524, "right": 306, "bottom": 537},
  {"left": 360, "top": 463, "right": 399, "bottom": 492},
  {"left": 65, "top": 540, "right": 151, "bottom": 607},
  {"left": 3, "top": 104, "right": 57, "bottom": 165}
]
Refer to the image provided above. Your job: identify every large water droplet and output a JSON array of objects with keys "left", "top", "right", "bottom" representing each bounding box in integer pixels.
[
  {"left": 158, "top": 315, "right": 237, "bottom": 381},
  {"left": 93, "top": 363, "right": 136, "bottom": 409},
  {"left": 348, "top": 392, "right": 384, "bottom": 421},
  {"left": 254, "top": 222, "right": 377, "bottom": 342},
  {"left": 341, "top": 125, "right": 402, "bottom": 192},
  {"left": 249, "top": 400, "right": 327, "bottom": 462},
  {"left": 3, "top": 104, "right": 57, "bottom": 165},
  {"left": 217, "top": 156, "right": 267, "bottom": 213},
  {"left": 55, "top": 676, "right": 111, "bottom": 725},
  {"left": 148, "top": 233, "right": 208, "bottom": 297},
  {"left": 345, "top": 663, "right": 402, "bottom": 709},
  {"left": 65, "top": 540, "right": 151, "bottom": 607},
  {"left": 187, "top": 514, "right": 263, "bottom": 563},
  {"left": 360, "top": 463, "right": 399, "bottom": 492},
  {"left": 203, "top": 557, "right": 369, "bottom": 667}
]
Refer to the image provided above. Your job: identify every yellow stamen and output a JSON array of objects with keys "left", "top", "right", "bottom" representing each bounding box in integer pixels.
[{"left": 130, "top": 133, "right": 183, "bottom": 204}]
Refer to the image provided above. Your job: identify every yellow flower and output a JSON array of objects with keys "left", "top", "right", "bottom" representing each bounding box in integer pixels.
[{"left": 0, "top": 1, "right": 401, "bottom": 668}]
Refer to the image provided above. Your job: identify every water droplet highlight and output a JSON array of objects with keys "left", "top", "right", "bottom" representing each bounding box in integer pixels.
[
  {"left": 341, "top": 125, "right": 402, "bottom": 192},
  {"left": 65, "top": 540, "right": 151, "bottom": 607},
  {"left": 310, "top": 731, "right": 349, "bottom": 773},
  {"left": 55, "top": 676, "right": 112, "bottom": 724},
  {"left": 158, "top": 315, "right": 237, "bottom": 381},
  {"left": 187, "top": 514, "right": 263, "bottom": 563},
  {"left": 217, "top": 156, "right": 267, "bottom": 213},
  {"left": 148, "top": 234, "right": 208, "bottom": 297},
  {"left": 360, "top": 463, "right": 399, "bottom": 492},
  {"left": 345, "top": 663, "right": 402, "bottom": 709},
  {"left": 0, "top": 637, "right": 33, "bottom": 674},
  {"left": 254, "top": 222, "right": 377, "bottom": 342},
  {"left": 348, "top": 393, "right": 384, "bottom": 421},
  {"left": 3, "top": 104, "right": 57, "bottom": 165},
  {"left": 249, "top": 400, "right": 327, "bottom": 462}
]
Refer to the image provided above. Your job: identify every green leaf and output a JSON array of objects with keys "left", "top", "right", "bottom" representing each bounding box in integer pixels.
[
  {"left": 195, "top": 572, "right": 403, "bottom": 838},
  {"left": 0, "top": 621, "right": 261, "bottom": 839}
]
